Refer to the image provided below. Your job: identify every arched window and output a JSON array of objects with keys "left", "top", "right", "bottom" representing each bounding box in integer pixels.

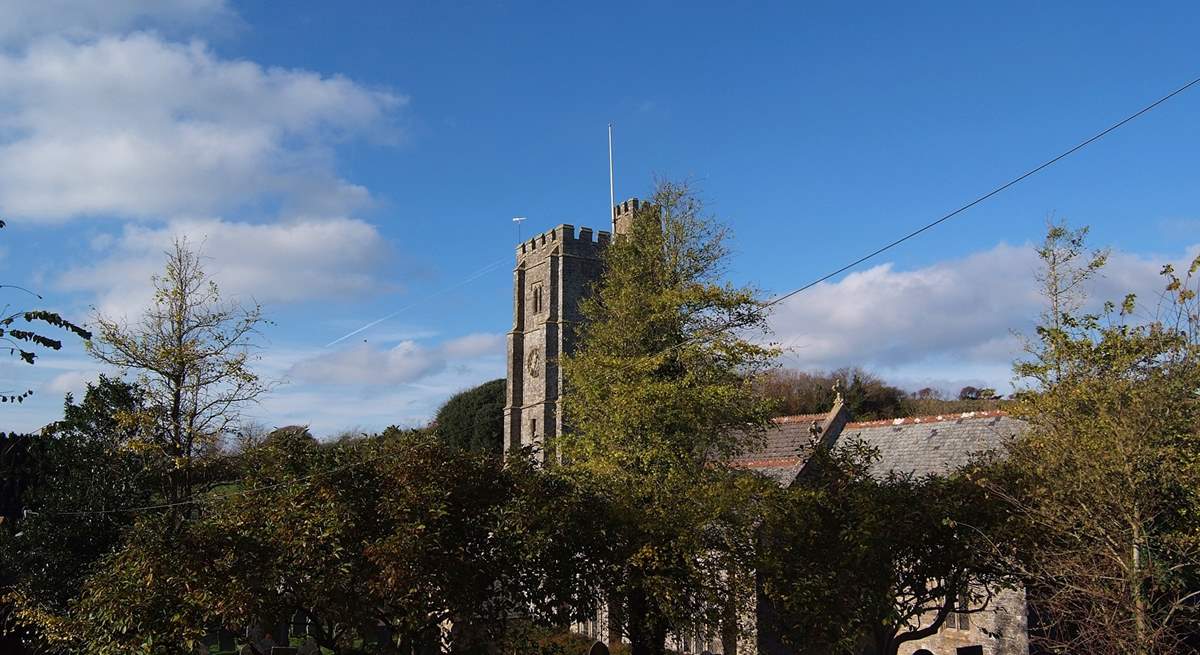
[{"left": 531, "top": 283, "right": 544, "bottom": 314}]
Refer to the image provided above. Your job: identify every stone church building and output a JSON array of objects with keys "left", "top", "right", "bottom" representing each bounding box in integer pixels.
[{"left": 502, "top": 201, "right": 1029, "bottom": 655}]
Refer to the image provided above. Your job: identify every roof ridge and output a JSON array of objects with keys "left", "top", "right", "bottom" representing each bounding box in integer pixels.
[
  {"left": 732, "top": 456, "right": 804, "bottom": 468},
  {"left": 845, "top": 409, "right": 1008, "bottom": 428},
  {"left": 771, "top": 412, "right": 830, "bottom": 424}
]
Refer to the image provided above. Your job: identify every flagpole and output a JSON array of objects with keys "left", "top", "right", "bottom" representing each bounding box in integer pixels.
[{"left": 608, "top": 123, "right": 615, "bottom": 231}]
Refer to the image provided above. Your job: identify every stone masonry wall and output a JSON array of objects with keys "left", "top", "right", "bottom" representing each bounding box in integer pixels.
[
  {"left": 897, "top": 587, "right": 1028, "bottom": 655},
  {"left": 503, "top": 223, "right": 608, "bottom": 459}
]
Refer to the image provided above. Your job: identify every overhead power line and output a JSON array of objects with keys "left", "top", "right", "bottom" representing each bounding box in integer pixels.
[
  {"left": 762, "top": 74, "right": 1200, "bottom": 310},
  {"left": 36, "top": 76, "right": 1200, "bottom": 517}
]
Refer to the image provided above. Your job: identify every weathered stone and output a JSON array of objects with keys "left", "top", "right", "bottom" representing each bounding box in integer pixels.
[{"left": 503, "top": 211, "right": 624, "bottom": 460}]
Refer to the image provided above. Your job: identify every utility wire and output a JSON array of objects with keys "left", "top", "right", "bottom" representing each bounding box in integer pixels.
[
  {"left": 35, "top": 75, "right": 1200, "bottom": 517},
  {"left": 649, "top": 74, "right": 1200, "bottom": 360},
  {"left": 763, "top": 74, "right": 1200, "bottom": 310}
]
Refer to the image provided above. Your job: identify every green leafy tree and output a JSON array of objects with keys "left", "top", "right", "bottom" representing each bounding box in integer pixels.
[
  {"left": 757, "top": 367, "right": 909, "bottom": 420},
  {"left": 432, "top": 378, "right": 505, "bottom": 455},
  {"left": 758, "top": 443, "right": 1020, "bottom": 655},
  {"left": 87, "top": 238, "right": 269, "bottom": 509},
  {"left": 991, "top": 223, "right": 1200, "bottom": 654},
  {"left": 1, "top": 376, "right": 154, "bottom": 651},
  {"left": 53, "top": 430, "right": 610, "bottom": 655},
  {"left": 760, "top": 368, "right": 1007, "bottom": 418},
  {"left": 561, "top": 181, "right": 778, "bottom": 655}
]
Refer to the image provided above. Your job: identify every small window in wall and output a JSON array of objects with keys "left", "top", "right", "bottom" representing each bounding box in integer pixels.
[
  {"left": 956, "top": 646, "right": 984, "bottom": 655},
  {"left": 944, "top": 593, "right": 971, "bottom": 631},
  {"left": 530, "top": 418, "right": 537, "bottom": 438},
  {"left": 531, "top": 283, "right": 544, "bottom": 314}
]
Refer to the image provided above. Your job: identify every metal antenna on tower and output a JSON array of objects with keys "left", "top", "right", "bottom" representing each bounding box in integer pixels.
[
  {"left": 512, "top": 216, "right": 526, "bottom": 242},
  {"left": 608, "top": 123, "right": 616, "bottom": 231}
]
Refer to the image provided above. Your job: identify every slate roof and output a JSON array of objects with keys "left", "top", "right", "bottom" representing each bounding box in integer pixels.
[
  {"left": 733, "top": 409, "right": 1027, "bottom": 486},
  {"left": 834, "top": 410, "right": 1026, "bottom": 478},
  {"left": 733, "top": 412, "right": 835, "bottom": 484},
  {"left": 743, "top": 413, "right": 829, "bottom": 458}
]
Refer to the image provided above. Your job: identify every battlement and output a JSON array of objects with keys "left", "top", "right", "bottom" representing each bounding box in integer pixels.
[
  {"left": 516, "top": 223, "right": 611, "bottom": 257},
  {"left": 612, "top": 197, "right": 642, "bottom": 236}
]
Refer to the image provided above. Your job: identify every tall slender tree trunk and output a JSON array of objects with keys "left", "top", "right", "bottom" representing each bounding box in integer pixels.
[
  {"left": 720, "top": 572, "right": 739, "bottom": 655},
  {"left": 873, "top": 626, "right": 894, "bottom": 655},
  {"left": 1132, "top": 520, "right": 1147, "bottom": 655},
  {"left": 170, "top": 376, "right": 183, "bottom": 504},
  {"left": 607, "top": 590, "right": 624, "bottom": 647},
  {"left": 627, "top": 582, "right": 668, "bottom": 655}
]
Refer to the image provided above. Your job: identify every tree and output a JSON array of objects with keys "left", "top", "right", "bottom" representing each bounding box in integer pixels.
[
  {"left": 1, "top": 376, "right": 154, "bottom": 651},
  {"left": 956, "top": 386, "right": 1000, "bottom": 401},
  {"left": 432, "top": 378, "right": 505, "bottom": 456},
  {"left": 758, "top": 443, "right": 1020, "bottom": 655},
  {"left": 87, "top": 238, "right": 269, "bottom": 508},
  {"left": 49, "top": 430, "right": 611, "bottom": 655},
  {"left": 760, "top": 368, "right": 1009, "bottom": 419},
  {"left": 758, "top": 367, "right": 909, "bottom": 420},
  {"left": 914, "top": 387, "right": 942, "bottom": 400},
  {"left": 561, "top": 181, "right": 778, "bottom": 655},
  {"left": 990, "top": 224, "right": 1200, "bottom": 654},
  {"left": 0, "top": 221, "right": 91, "bottom": 403}
]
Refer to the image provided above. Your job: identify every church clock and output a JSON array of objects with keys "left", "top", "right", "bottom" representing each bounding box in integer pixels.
[{"left": 526, "top": 347, "right": 542, "bottom": 377}]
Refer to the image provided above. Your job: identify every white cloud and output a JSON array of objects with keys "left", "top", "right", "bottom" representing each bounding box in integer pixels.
[
  {"left": 265, "top": 343, "right": 506, "bottom": 436},
  {"left": 0, "top": 33, "right": 403, "bottom": 222},
  {"left": 769, "top": 242, "right": 1200, "bottom": 389},
  {"left": 287, "top": 332, "right": 507, "bottom": 387},
  {"left": 289, "top": 341, "right": 445, "bottom": 386},
  {"left": 56, "top": 216, "right": 392, "bottom": 317},
  {"left": 442, "top": 333, "right": 505, "bottom": 358},
  {"left": 0, "top": 0, "right": 232, "bottom": 46},
  {"left": 45, "top": 369, "right": 98, "bottom": 395}
]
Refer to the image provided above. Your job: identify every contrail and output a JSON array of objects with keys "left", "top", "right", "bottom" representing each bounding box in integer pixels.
[{"left": 325, "top": 257, "right": 510, "bottom": 348}]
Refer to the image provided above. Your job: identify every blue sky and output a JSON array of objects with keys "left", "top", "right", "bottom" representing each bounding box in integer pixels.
[{"left": 2, "top": 1, "right": 1198, "bottom": 435}]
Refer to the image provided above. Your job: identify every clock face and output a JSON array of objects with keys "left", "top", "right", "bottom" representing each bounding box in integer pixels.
[{"left": 526, "top": 348, "right": 542, "bottom": 376}]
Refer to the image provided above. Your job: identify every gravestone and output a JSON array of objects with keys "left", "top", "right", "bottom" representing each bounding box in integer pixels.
[{"left": 588, "top": 642, "right": 609, "bottom": 655}]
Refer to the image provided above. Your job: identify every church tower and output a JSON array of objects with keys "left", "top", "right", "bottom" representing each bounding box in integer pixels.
[{"left": 503, "top": 199, "right": 643, "bottom": 459}]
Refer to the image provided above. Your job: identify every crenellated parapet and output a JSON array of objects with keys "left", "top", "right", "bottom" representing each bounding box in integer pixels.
[
  {"left": 505, "top": 199, "right": 641, "bottom": 462},
  {"left": 516, "top": 223, "right": 611, "bottom": 258},
  {"left": 612, "top": 197, "right": 642, "bottom": 236}
]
